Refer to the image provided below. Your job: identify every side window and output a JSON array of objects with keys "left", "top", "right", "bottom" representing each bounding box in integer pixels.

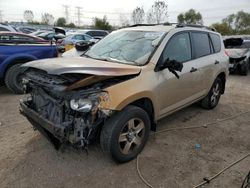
[
  {"left": 86, "top": 31, "right": 93, "bottom": 36},
  {"left": 0, "top": 35, "right": 10, "bottom": 40},
  {"left": 84, "top": 35, "right": 92, "bottom": 41},
  {"left": 192, "top": 32, "right": 211, "bottom": 58},
  {"left": 73, "top": 35, "right": 84, "bottom": 40},
  {"left": 11, "top": 35, "right": 34, "bottom": 41},
  {"left": 210, "top": 33, "right": 221, "bottom": 53},
  {"left": 161, "top": 32, "right": 192, "bottom": 63}
]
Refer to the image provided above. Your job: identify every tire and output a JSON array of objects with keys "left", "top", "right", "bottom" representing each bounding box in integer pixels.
[
  {"left": 4, "top": 64, "right": 26, "bottom": 94},
  {"left": 100, "top": 105, "right": 150, "bottom": 163},
  {"left": 201, "top": 77, "right": 222, "bottom": 109},
  {"left": 239, "top": 62, "right": 248, "bottom": 76}
]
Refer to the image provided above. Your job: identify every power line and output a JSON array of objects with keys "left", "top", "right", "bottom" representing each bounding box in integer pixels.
[
  {"left": 75, "top": 7, "right": 83, "bottom": 26},
  {"left": 62, "top": 5, "right": 69, "bottom": 23},
  {"left": 0, "top": 10, "right": 3, "bottom": 22}
]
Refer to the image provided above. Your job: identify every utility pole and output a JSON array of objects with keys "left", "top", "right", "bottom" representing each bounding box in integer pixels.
[
  {"left": 76, "top": 7, "right": 82, "bottom": 26},
  {"left": 62, "top": 5, "right": 69, "bottom": 23},
  {"left": 0, "top": 10, "right": 3, "bottom": 23}
]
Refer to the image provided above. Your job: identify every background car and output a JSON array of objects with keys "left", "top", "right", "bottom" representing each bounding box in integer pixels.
[
  {"left": 0, "top": 32, "right": 48, "bottom": 44},
  {"left": 57, "top": 33, "right": 94, "bottom": 52},
  {"left": 224, "top": 38, "right": 250, "bottom": 75},
  {"left": 0, "top": 31, "right": 58, "bottom": 93},
  {"left": 16, "top": 26, "right": 37, "bottom": 34},
  {"left": 0, "top": 23, "right": 17, "bottom": 32},
  {"left": 76, "top": 29, "right": 109, "bottom": 39},
  {"left": 37, "top": 27, "right": 66, "bottom": 41},
  {"left": 29, "top": 30, "right": 48, "bottom": 36},
  {"left": 37, "top": 31, "right": 57, "bottom": 40}
]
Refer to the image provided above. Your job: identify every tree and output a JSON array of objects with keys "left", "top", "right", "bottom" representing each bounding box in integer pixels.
[
  {"left": 67, "top": 23, "right": 76, "bottom": 28},
  {"left": 211, "top": 11, "right": 250, "bottom": 35},
  {"left": 119, "top": 14, "right": 129, "bottom": 27},
  {"left": 147, "top": 1, "right": 168, "bottom": 24},
  {"left": 233, "top": 11, "right": 250, "bottom": 34},
  {"left": 23, "top": 10, "right": 34, "bottom": 23},
  {"left": 56, "top": 17, "right": 66, "bottom": 27},
  {"left": 93, "top": 16, "right": 112, "bottom": 30},
  {"left": 211, "top": 22, "right": 231, "bottom": 35},
  {"left": 41, "top": 13, "right": 54, "bottom": 25},
  {"left": 177, "top": 9, "right": 203, "bottom": 25},
  {"left": 146, "top": 12, "right": 154, "bottom": 24},
  {"left": 131, "top": 7, "right": 145, "bottom": 24}
]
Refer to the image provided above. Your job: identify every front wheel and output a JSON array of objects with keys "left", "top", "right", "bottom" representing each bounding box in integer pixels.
[
  {"left": 201, "top": 77, "right": 222, "bottom": 109},
  {"left": 4, "top": 64, "right": 26, "bottom": 94},
  {"left": 100, "top": 105, "right": 150, "bottom": 163}
]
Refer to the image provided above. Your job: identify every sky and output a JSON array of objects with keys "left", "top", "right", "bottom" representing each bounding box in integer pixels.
[{"left": 0, "top": 0, "right": 250, "bottom": 26}]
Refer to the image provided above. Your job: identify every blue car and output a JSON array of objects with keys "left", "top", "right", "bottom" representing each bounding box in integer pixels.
[{"left": 0, "top": 32, "right": 58, "bottom": 93}]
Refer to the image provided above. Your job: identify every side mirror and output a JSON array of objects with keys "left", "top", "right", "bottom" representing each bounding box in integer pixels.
[
  {"left": 75, "top": 41, "right": 95, "bottom": 51},
  {"left": 156, "top": 58, "right": 183, "bottom": 79}
]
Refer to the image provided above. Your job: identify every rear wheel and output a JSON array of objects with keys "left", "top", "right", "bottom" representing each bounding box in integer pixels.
[
  {"left": 100, "top": 105, "right": 150, "bottom": 163},
  {"left": 4, "top": 64, "right": 26, "bottom": 94},
  {"left": 239, "top": 62, "right": 248, "bottom": 76},
  {"left": 201, "top": 77, "right": 222, "bottom": 109}
]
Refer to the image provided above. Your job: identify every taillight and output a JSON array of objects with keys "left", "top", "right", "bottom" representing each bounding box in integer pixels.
[{"left": 225, "top": 50, "right": 229, "bottom": 57}]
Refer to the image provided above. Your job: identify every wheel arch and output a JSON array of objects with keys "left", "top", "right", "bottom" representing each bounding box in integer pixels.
[
  {"left": 1, "top": 54, "right": 37, "bottom": 78},
  {"left": 216, "top": 72, "right": 226, "bottom": 94},
  {"left": 127, "top": 97, "right": 156, "bottom": 131}
]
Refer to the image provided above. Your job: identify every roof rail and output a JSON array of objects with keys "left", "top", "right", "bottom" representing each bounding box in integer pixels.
[
  {"left": 127, "top": 23, "right": 216, "bottom": 32},
  {"left": 176, "top": 24, "right": 216, "bottom": 31},
  {"left": 129, "top": 22, "right": 178, "bottom": 27}
]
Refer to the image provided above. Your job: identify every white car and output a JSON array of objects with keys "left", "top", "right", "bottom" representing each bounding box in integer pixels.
[{"left": 0, "top": 23, "right": 17, "bottom": 32}]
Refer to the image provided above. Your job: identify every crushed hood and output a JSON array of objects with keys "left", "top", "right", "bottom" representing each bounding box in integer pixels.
[{"left": 23, "top": 57, "right": 141, "bottom": 76}]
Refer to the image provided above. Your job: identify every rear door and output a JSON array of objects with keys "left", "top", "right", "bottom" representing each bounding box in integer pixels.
[
  {"left": 156, "top": 32, "right": 206, "bottom": 117},
  {"left": 190, "top": 31, "right": 215, "bottom": 91}
]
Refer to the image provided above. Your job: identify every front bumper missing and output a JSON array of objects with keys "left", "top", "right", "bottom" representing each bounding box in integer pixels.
[{"left": 20, "top": 101, "right": 63, "bottom": 149}]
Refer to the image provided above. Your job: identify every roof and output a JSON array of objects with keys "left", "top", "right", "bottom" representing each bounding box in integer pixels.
[
  {"left": 0, "top": 31, "right": 48, "bottom": 42},
  {"left": 119, "top": 23, "right": 216, "bottom": 33}
]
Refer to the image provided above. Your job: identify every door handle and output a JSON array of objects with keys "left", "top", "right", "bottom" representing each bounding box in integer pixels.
[
  {"left": 190, "top": 67, "right": 198, "bottom": 73},
  {"left": 215, "top": 60, "right": 220, "bottom": 65}
]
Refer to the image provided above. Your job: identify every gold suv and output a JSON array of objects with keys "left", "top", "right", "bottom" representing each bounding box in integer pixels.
[{"left": 20, "top": 24, "right": 229, "bottom": 163}]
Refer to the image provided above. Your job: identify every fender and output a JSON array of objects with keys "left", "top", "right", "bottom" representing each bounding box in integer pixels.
[
  {"left": 0, "top": 53, "right": 37, "bottom": 78},
  {"left": 104, "top": 90, "right": 158, "bottom": 122}
]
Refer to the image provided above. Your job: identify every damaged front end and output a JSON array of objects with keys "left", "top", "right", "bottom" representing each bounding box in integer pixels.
[
  {"left": 20, "top": 68, "right": 135, "bottom": 150},
  {"left": 228, "top": 56, "right": 247, "bottom": 71}
]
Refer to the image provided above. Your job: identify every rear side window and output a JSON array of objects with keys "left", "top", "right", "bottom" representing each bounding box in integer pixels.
[
  {"left": 161, "top": 32, "right": 192, "bottom": 63},
  {"left": 192, "top": 32, "right": 211, "bottom": 58},
  {"left": 210, "top": 33, "right": 221, "bottom": 53}
]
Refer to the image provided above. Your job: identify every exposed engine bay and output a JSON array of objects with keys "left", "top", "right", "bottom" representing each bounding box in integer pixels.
[
  {"left": 20, "top": 68, "right": 137, "bottom": 150},
  {"left": 224, "top": 38, "right": 250, "bottom": 75}
]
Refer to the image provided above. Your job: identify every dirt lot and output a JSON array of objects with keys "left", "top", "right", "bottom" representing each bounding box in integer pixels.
[{"left": 0, "top": 74, "right": 250, "bottom": 188}]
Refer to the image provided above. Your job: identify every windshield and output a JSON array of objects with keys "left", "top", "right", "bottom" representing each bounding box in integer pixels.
[{"left": 84, "top": 30, "right": 165, "bottom": 65}]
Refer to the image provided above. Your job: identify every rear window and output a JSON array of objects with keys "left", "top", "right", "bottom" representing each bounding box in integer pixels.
[
  {"left": 210, "top": 33, "right": 221, "bottom": 53},
  {"left": 87, "top": 31, "right": 107, "bottom": 37},
  {"left": 192, "top": 32, "right": 211, "bottom": 58},
  {"left": 224, "top": 38, "right": 250, "bottom": 49}
]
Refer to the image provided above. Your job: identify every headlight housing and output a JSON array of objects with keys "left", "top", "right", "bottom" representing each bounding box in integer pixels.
[
  {"left": 70, "top": 99, "right": 92, "bottom": 112},
  {"left": 69, "top": 92, "right": 109, "bottom": 112}
]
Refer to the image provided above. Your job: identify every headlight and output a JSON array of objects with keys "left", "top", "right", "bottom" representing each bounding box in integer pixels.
[
  {"left": 70, "top": 99, "right": 92, "bottom": 112},
  {"left": 69, "top": 92, "right": 109, "bottom": 112}
]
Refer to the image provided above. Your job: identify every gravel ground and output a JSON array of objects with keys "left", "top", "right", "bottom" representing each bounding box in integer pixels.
[{"left": 0, "top": 74, "right": 250, "bottom": 188}]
